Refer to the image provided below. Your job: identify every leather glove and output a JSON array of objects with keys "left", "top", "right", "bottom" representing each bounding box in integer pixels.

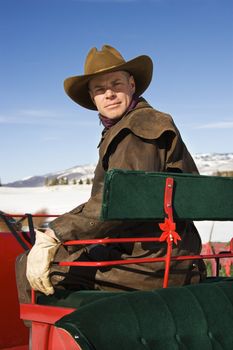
[{"left": 26, "top": 229, "right": 61, "bottom": 295}]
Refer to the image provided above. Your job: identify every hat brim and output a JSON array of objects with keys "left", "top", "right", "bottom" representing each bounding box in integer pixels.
[{"left": 64, "top": 55, "right": 153, "bottom": 110}]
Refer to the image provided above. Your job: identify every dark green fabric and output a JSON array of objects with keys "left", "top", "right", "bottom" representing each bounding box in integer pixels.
[
  {"left": 54, "top": 281, "right": 233, "bottom": 350},
  {"left": 37, "top": 277, "right": 233, "bottom": 308},
  {"left": 37, "top": 289, "right": 124, "bottom": 308},
  {"left": 101, "top": 169, "right": 233, "bottom": 221}
]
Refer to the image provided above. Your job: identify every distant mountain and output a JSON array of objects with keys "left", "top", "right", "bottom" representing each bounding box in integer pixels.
[
  {"left": 5, "top": 164, "right": 96, "bottom": 188},
  {"left": 4, "top": 153, "right": 233, "bottom": 187},
  {"left": 194, "top": 153, "right": 233, "bottom": 175}
]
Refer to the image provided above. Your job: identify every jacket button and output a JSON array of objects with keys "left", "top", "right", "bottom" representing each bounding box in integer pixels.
[{"left": 90, "top": 221, "right": 95, "bottom": 226}]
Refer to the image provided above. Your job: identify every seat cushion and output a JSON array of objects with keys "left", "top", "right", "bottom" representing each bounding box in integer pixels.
[
  {"left": 53, "top": 281, "right": 233, "bottom": 350},
  {"left": 37, "top": 289, "right": 125, "bottom": 309}
]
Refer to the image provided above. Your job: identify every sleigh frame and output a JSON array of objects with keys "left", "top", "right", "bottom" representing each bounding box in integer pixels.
[{"left": 2, "top": 169, "right": 233, "bottom": 349}]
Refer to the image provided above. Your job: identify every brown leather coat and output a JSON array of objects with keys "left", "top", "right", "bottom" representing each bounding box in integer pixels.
[{"left": 49, "top": 98, "right": 202, "bottom": 292}]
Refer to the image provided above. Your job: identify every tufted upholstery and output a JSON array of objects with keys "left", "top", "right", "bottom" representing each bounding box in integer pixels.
[
  {"left": 36, "top": 170, "right": 233, "bottom": 349},
  {"left": 52, "top": 281, "right": 233, "bottom": 350}
]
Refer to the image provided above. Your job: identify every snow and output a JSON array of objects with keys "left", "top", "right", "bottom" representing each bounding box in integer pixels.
[
  {"left": 0, "top": 184, "right": 232, "bottom": 243},
  {"left": 0, "top": 185, "right": 91, "bottom": 214},
  {"left": 194, "top": 221, "right": 233, "bottom": 244}
]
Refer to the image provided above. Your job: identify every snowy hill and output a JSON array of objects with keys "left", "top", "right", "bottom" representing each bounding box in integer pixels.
[
  {"left": 1, "top": 153, "right": 233, "bottom": 243},
  {"left": 194, "top": 153, "right": 233, "bottom": 175},
  {"left": 4, "top": 153, "right": 233, "bottom": 187},
  {"left": 5, "top": 164, "right": 96, "bottom": 187}
]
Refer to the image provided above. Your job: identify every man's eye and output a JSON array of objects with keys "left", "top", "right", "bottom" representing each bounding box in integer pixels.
[{"left": 95, "top": 88, "right": 105, "bottom": 94}]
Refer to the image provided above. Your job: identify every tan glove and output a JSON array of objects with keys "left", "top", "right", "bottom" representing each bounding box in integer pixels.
[{"left": 26, "top": 229, "right": 61, "bottom": 295}]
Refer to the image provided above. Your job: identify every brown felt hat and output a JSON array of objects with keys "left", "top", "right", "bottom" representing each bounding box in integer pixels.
[{"left": 64, "top": 45, "right": 153, "bottom": 110}]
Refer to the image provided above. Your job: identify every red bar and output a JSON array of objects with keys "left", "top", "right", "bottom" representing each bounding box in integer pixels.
[
  {"left": 63, "top": 237, "right": 161, "bottom": 245},
  {"left": 171, "top": 253, "right": 233, "bottom": 261},
  {"left": 57, "top": 252, "right": 233, "bottom": 268},
  {"left": 163, "top": 238, "right": 173, "bottom": 288}
]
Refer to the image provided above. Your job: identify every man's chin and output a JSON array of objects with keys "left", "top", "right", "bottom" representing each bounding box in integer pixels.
[{"left": 103, "top": 109, "right": 125, "bottom": 120}]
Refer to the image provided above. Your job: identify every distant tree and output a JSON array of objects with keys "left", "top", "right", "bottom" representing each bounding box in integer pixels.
[
  {"left": 60, "top": 177, "right": 68, "bottom": 185},
  {"left": 49, "top": 177, "right": 59, "bottom": 186},
  {"left": 72, "top": 178, "right": 77, "bottom": 185},
  {"left": 44, "top": 177, "right": 50, "bottom": 186},
  {"left": 86, "top": 178, "right": 91, "bottom": 185},
  {"left": 79, "top": 179, "right": 83, "bottom": 185},
  {"left": 0, "top": 178, "right": 2, "bottom": 187}
]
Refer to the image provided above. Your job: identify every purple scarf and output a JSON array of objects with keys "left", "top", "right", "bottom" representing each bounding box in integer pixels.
[{"left": 99, "top": 96, "right": 139, "bottom": 129}]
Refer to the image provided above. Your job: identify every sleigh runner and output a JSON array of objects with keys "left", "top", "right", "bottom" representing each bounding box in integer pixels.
[{"left": 1, "top": 170, "right": 233, "bottom": 349}]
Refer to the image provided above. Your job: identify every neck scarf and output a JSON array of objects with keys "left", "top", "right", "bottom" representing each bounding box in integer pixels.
[{"left": 99, "top": 96, "right": 139, "bottom": 129}]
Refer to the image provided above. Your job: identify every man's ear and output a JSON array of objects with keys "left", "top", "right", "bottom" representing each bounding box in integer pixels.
[
  {"left": 89, "top": 90, "right": 96, "bottom": 105},
  {"left": 129, "top": 75, "right": 136, "bottom": 94}
]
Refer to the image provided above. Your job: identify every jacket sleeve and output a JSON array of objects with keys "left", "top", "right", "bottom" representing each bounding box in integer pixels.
[{"left": 49, "top": 155, "right": 145, "bottom": 243}]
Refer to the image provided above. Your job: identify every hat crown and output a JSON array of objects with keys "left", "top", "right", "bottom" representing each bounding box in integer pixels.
[{"left": 85, "top": 45, "right": 126, "bottom": 75}]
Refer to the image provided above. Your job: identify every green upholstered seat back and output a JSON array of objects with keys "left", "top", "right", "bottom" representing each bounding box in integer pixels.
[
  {"left": 54, "top": 281, "right": 233, "bottom": 350},
  {"left": 101, "top": 169, "right": 233, "bottom": 221}
]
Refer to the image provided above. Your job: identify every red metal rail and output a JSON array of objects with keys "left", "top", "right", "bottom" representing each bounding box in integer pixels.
[
  {"left": 1, "top": 211, "right": 233, "bottom": 288},
  {"left": 1, "top": 210, "right": 232, "bottom": 350}
]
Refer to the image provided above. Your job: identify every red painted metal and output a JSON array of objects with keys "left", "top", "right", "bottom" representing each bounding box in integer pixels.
[
  {"left": 31, "top": 323, "right": 50, "bottom": 350},
  {"left": 30, "top": 323, "right": 82, "bottom": 350},
  {"left": 230, "top": 238, "right": 233, "bottom": 253},
  {"left": 2, "top": 206, "right": 232, "bottom": 350},
  {"left": 48, "top": 327, "right": 82, "bottom": 350},
  {"left": 163, "top": 239, "right": 173, "bottom": 288},
  {"left": 20, "top": 304, "right": 76, "bottom": 325},
  {"left": 20, "top": 304, "right": 79, "bottom": 350},
  {"left": 58, "top": 252, "right": 233, "bottom": 267},
  {"left": 163, "top": 177, "right": 174, "bottom": 220},
  {"left": 63, "top": 237, "right": 161, "bottom": 245},
  {"left": 31, "top": 289, "right": 36, "bottom": 304},
  {"left": 0, "top": 232, "right": 29, "bottom": 349},
  {"left": 59, "top": 256, "right": 167, "bottom": 267},
  {"left": 161, "top": 178, "right": 178, "bottom": 287},
  {"left": 1, "top": 346, "right": 28, "bottom": 350}
]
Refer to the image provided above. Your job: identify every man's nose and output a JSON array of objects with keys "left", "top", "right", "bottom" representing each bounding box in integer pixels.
[{"left": 105, "top": 88, "right": 115, "bottom": 98}]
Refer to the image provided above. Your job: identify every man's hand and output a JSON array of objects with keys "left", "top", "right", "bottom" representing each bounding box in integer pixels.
[{"left": 26, "top": 229, "right": 61, "bottom": 295}]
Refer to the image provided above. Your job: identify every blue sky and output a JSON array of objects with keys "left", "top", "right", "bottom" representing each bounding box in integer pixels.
[{"left": 0, "top": 0, "right": 232, "bottom": 183}]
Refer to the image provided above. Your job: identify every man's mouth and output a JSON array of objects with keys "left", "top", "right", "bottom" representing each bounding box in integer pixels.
[{"left": 105, "top": 102, "right": 121, "bottom": 108}]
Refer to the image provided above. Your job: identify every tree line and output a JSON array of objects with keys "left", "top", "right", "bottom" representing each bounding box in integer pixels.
[
  {"left": 213, "top": 171, "right": 233, "bottom": 177},
  {"left": 44, "top": 177, "right": 94, "bottom": 186}
]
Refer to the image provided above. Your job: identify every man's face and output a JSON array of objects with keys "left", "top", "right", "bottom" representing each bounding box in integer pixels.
[{"left": 89, "top": 71, "right": 136, "bottom": 119}]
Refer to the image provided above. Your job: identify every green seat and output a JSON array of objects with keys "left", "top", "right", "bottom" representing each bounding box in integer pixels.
[
  {"left": 40, "top": 170, "right": 233, "bottom": 349},
  {"left": 101, "top": 169, "right": 233, "bottom": 221},
  {"left": 54, "top": 281, "right": 233, "bottom": 350},
  {"left": 37, "top": 277, "right": 233, "bottom": 309}
]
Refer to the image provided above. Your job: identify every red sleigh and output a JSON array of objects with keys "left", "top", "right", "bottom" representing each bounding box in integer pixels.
[{"left": 1, "top": 170, "right": 233, "bottom": 349}]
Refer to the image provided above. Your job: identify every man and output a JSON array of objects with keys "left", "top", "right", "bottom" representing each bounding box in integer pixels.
[{"left": 17, "top": 45, "right": 203, "bottom": 300}]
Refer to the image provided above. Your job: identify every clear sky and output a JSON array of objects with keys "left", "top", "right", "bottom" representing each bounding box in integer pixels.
[{"left": 0, "top": 0, "right": 232, "bottom": 183}]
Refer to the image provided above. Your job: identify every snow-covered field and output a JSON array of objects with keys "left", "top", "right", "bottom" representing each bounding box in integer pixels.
[
  {"left": 0, "top": 184, "right": 91, "bottom": 214},
  {"left": 0, "top": 184, "right": 232, "bottom": 243}
]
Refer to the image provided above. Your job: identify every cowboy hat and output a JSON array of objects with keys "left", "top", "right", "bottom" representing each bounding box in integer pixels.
[{"left": 64, "top": 45, "right": 153, "bottom": 110}]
